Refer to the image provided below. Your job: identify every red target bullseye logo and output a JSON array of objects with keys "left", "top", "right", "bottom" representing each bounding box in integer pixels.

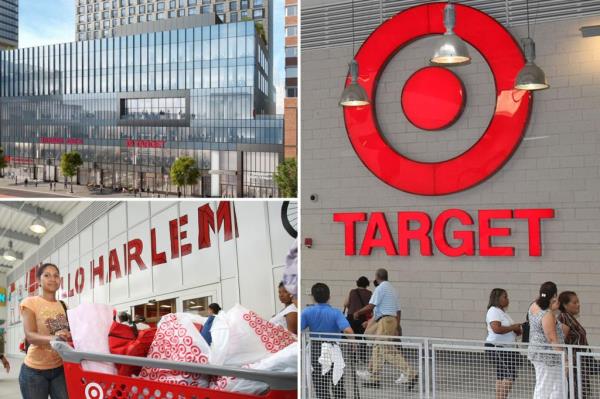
[
  {"left": 85, "top": 382, "right": 104, "bottom": 399},
  {"left": 342, "top": 2, "right": 532, "bottom": 196}
]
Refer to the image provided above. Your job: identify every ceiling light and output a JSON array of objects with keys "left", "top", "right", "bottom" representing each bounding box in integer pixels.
[
  {"left": 580, "top": 25, "right": 600, "bottom": 38},
  {"left": 3, "top": 241, "right": 16, "bottom": 262},
  {"left": 30, "top": 208, "right": 47, "bottom": 234},
  {"left": 430, "top": 3, "right": 471, "bottom": 66}
]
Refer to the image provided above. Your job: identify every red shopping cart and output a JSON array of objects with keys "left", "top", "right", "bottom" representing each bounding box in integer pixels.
[{"left": 51, "top": 341, "right": 297, "bottom": 399}]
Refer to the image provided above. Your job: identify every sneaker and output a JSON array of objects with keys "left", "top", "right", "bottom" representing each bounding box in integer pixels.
[
  {"left": 362, "top": 381, "right": 381, "bottom": 389},
  {"left": 394, "top": 374, "right": 409, "bottom": 384},
  {"left": 355, "top": 370, "right": 371, "bottom": 380}
]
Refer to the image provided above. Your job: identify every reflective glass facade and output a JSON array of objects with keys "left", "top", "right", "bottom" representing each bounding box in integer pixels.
[
  {"left": 0, "top": 21, "right": 282, "bottom": 197},
  {"left": 0, "top": 0, "right": 17, "bottom": 49}
]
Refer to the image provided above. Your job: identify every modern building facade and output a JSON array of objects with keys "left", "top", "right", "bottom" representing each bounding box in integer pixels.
[
  {"left": 0, "top": 20, "right": 283, "bottom": 197},
  {"left": 302, "top": 0, "right": 600, "bottom": 342},
  {"left": 283, "top": 0, "right": 297, "bottom": 159},
  {"left": 76, "top": 0, "right": 271, "bottom": 41},
  {"left": 0, "top": 0, "right": 18, "bottom": 49}
]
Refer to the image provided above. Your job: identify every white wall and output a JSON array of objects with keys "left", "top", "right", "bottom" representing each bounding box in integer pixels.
[
  {"left": 302, "top": 9, "right": 600, "bottom": 341},
  {"left": 6, "top": 201, "right": 296, "bottom": 356}
]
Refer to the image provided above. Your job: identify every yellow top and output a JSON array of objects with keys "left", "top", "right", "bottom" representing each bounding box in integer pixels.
[{"left": 20, "top": 296, "right": 68, "bottom": 370}]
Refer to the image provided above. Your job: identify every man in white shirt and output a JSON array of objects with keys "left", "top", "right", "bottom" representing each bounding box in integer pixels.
[{"left": 354, "top": 268, "right": 417, "bottom": 390}]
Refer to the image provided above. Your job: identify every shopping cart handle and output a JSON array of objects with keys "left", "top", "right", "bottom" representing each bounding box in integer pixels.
[{"left": 51, "top": 341, "right": 296, "bottom": 390}]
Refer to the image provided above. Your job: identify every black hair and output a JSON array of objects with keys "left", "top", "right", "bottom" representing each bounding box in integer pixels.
[
  {"left": 536, "top": 281, "right": 558, "bottom": 310},
  {"left": 375, "top": 268, "right": 388, "bottom": 281},
  {"left": 487, "top": 288, "right": 507, "bottom": 310},
  {"left": 356, "top": 276, "right": 369, "bottom": 288},
  {"left": 311, "top": 283, "right": 330, "bottom": 304},
  {"left": 558, "top": 291, "right": 577, "bottom": 313},
  {"left": 278, "top": 281, "right": 285, "bottom": 288},
  {"left": 36, "top": 263, "right": 59, "bottom": 280},
  {"left": 118, "top": 311, "right": 131, "bottom": 323},
  {"left": 209, "top": 303, "right": 221, "bottom": 314}
]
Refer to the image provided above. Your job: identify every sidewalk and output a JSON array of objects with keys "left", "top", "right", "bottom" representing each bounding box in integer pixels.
[
  {"left": 0, "top": 178, "right": 174, "bottom": 199},
  {"left": 0, "top": 355, "right": 23, "bottom": 399}
]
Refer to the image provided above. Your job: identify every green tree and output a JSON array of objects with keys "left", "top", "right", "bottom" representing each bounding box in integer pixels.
[
  {"left": 170, "top": 156, "right": 200, "bottom": 197},
  {"left": 60, "top": 151, "right": 83, "bottom": 193},
  {"left": 274, "top": 158, "right": 297, "bottom": 198},
  {"left": 0, "top": 147, "right": 7, "bottom": 178}
]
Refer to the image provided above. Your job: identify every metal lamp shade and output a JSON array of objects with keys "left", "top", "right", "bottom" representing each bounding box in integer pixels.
[
  {"left": 30, "top": 215, "right": 47, "bottom": 234},
  {"left": 3, "top": 241, "right": 16, "bottom": 262},
  {"left": 339, "top": 83, "right": 370, "bottom": 107},
  {"left": 339, "top": 60, "right": 370, "bottom": 107},
  {"left": 515, "top": 61, "right": 549, "bottom": 90},
  {"left": 430, "top": 33, "right": 471, "bottom": 65}
]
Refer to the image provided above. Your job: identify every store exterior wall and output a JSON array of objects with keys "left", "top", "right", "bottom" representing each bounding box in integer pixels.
[
  {"left": 5, "top": 200, "right": 296, "bottom": 356},
  {"left": 302, "top": 7, "right": 600, "bottom": 341}
]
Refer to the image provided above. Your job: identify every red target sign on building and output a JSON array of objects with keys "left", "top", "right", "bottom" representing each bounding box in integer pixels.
[{"left": 343, "top": 2, "right": 532, "bottom": 196}]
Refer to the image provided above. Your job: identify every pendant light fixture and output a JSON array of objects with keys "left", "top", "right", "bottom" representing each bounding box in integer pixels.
[
  {"left": 3, "top": 240, "right": 16, "bottom": 262},
  {"left": 339, "top": 0, "right": 370, "bottom": 107},
  {"left": 29, "top": 207, "right": 47, "bottom": 234},
  {"left": 430, "top": 2, "right": 471, "bottom": 66},
  {"left": 515, "top": 0, "right": 549, "bottom": 90}
]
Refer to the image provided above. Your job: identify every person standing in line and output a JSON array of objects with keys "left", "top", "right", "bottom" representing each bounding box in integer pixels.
[
  {"left": 343, "top": 276, "right": 372, "bottom": 335},
  {"left": 485, "top": 288, "right": 523, "bottom": 399},
  {"left": 200, "top": 303, "right": 221, "bottom": 345},
  {"left": 270, "top": 282, "right": 298, "bottom": 334},
  {"left": 354, "top": 268, "right": 417, "bottom": 390},
  {"left": 302, "top": 283, "right": 354, "bottom": 399},
  {"left": 19, "top": 263, "right": 70, "bottom": 399},
  {"left": 528, "top": 281, "right": 565, "bottom": 399},
  {"left": 557, "top": 291, "right": 593, "bottom": 398}
]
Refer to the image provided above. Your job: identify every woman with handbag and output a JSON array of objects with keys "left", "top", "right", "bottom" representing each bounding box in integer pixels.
[
  {"left": 19, "top": 263, "right": 70, "bottom": 399},
  {"left": 528, "top": 281, "right": 565, "bottom": 399},
  {"left": 343, "top": 276, "right": 372, "bottom": 335},
  {"left": 558, "top": 291, "right": 594, "bottom": 398}
]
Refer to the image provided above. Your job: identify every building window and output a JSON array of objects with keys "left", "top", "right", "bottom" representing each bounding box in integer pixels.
[
  {"left": 286, "top": 87, "right": 297, "bottom": 97},
  {"left": 253, "top": 9, "right": 263, "bottom": 18},
  {"left": 157, "top": 1, "right": 165, "bottom": 10},
  {"left": 285, "top": 26, "right": 297, "bottom": 37},
  {"left": 168, "top": 10, "right": 176, "bottom": 17},
  {"left": 254, "top": 0, "right": 263, "bottom": 6},
  {"left": 201, "top": 5, "right": 210, "bottom": 13},
  {"left": 182, "top": 296, "right": 212, "bottom": 316},
  {"left": 148, "top": 4, "right": 154, "bottom": 12},
  {"left": 189, "top": 7, "right": 198, "bottom": 14},
  {"left": 139, "top": 5, "right": 145, "bottom": 13},
  {"left": 241, "top": 0, "right": 248, "bottom": 10},
  {"left": 188, "top": 0, "right": 197, "bottom": 5},
  {"left": 285, "top": 47, "right": 297, "bottom": 57},
  {"left": 285, "top": 5, "right": 297, "bottom": 16},
  {"left": 157, "top": 12, "right": 165, "bottom": 19},
  {"left": 121, "top": 97, "right": 187, "bottom": 121},
  {"left": 170, "top": 0, "right": 176, "bottom": 8},
  {"left": 215, "top": 3, "right": 225, "bottom": 13},
  {"left": 178, "top": 9, "right": 185, "bottom": 16},
  {"left": 133, "top": 298, "right": 176, "bottom": 325},
  {"left": 285, "top": 66, "right": 298, "bottom": 78},
  {"left": 230, "top": 11, "right": 237, "bottom": 22},
  {"left": 229, "top": 1, "right": 237, "bottom": 11}
]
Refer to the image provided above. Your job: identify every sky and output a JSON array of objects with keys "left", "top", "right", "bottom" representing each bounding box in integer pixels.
[{"left": 19, "top": 0, "right": 286, "bottom": 113}]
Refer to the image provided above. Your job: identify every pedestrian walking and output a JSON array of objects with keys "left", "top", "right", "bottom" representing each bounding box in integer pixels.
[{"left": 354, "top": 268, "right": 417, "bottom": 390}]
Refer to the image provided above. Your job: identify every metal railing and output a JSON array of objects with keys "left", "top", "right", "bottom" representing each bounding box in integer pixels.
[{"left": 302, "top": 333, "right": 600, "bottom": 399}]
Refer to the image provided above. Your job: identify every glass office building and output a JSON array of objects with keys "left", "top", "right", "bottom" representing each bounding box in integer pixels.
[
  {"left": 0, "top": 0, "right": 18, "bottom": 49},
  {"left": 0, "top": 21, "right": 283, "bottom": 197}
]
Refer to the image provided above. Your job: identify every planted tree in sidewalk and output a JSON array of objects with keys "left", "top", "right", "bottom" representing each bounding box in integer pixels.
[
  {"left": 60, "top": 151, "right": 83, "bottom": 193},
  {"left": 274, "top": 158, "right": 297, "bottom": 198},
  {"left": 0, "top": 147, "right": 6, "bottom": 178},
  {"left": 170, "top": 156, "right": 200, "bottom": 197}
]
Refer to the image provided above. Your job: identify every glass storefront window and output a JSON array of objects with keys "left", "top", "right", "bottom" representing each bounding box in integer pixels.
[{"left": 182, "top": 296, "right": 211, "bottom": 316}]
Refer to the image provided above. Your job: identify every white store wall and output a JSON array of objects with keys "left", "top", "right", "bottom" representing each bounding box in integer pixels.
[
  {"left": 302, "top": 5, "right": 600, "bottom": 341},
  {"left": 5, "top": 201, "right": 296, "bottom": 356}
]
